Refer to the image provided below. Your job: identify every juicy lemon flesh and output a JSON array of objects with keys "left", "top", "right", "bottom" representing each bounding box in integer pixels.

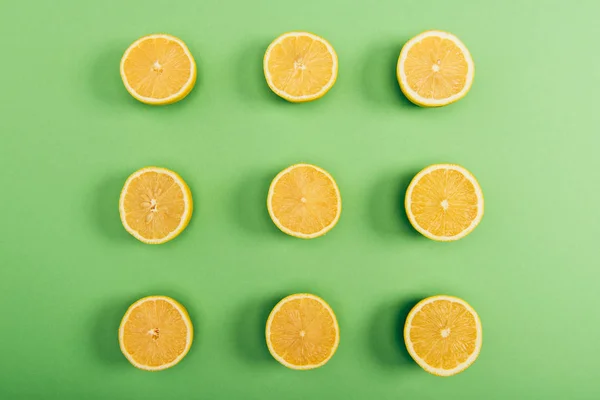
[
  {"left": 268, "top": 35, "right": 334, "bottom": 98},
  {"left": 410, "top": 299, "right": 478, "bottom": 370},
  {"left": 271, "top": 166, "right": 339, "bottom": 236},
  {"left": 410, "top": 168, "right": 478, "bottom": 237},
  {"left": 123, "top": 37, "right": 192, "bottom": 100},
  {"left": 404, "top": 36, "right": 468, "bottom": 100},
  {"left": 121, "top": 298, "right": 188, "bottom": 368},
  {"left": 269, "top": 297, "right": 337, "bottom": 367},
  {"left": 123, "top": 171, "right": 186, "bottom": 240}
]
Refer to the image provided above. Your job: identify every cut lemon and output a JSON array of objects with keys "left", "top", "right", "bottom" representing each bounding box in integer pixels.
[
  {"left": 120, "top": 34, "right": 196, "bottom": 105},
  {"left": 267, "top": 163, "right": 341, "bottom": 239},
  {"left": 119, "top": 295, "right": 193, "bottom": 371},
  {"left": 397, "top": 30, "right": 474, "bottom": 107},
  {"left": 119, "top": 167, "right": 193, "bottom": 244},
  {"left": 264, "top": 32, "right": 338, "bottom": 102},
  {"left": 266, "top": 294, "right": 340, "bottom": 370},
  {"left": 405, "top": 164, "right": 483, "bottom": 241},
  {"left": 404, "top": 295, "right": 482, "bottom": 376}
]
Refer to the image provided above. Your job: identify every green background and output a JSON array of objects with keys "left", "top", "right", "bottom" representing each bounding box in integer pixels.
[{"left": 1, "top": 0, "right": 599, "bottom": 398}]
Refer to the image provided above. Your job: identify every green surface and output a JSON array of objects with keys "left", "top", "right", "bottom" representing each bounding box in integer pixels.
[{"left": 1, "top": 0, "right": 599, "bottom": 398}]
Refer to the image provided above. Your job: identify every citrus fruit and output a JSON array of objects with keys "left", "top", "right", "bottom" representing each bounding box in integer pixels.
[
  {"left": 263, "top": 32, "right": 338, "bottom": 102},
  {"left": 267, "top": 163, "right": 341, "bottom": 239},
  {"left": 397, "top": 30, "right": 474, "bottom": 107},
  {"left": 119, "top": 295, "right": 193, "bottom": 371},
  {"left": 266, "top": 293, "right": 340, "bottom": 370},
  {"left": 120, "top": 34, "right": 196, "bottom": 105},
  {"left": 405, "top": 164, "right": 483, "bottom": 241},
  {"left": 119, "top": 166, "right": 193, "bottom": 244},
  {"left": 404, "top": 295, "right": 482, "bottom": 376}
]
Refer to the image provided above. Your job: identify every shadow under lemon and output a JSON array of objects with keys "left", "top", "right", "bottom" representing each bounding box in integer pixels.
[
  {"left": 232, "top": 296, "right": 282, "bottom": 364},
  {"left": 88, "top": 44, "right": 137, "bottom": 108},
  {"left": 89, "top": 296, "right": 133, "bottom": 366},
  {"left": 230, "top": 170, "right": 283, "bottom": 237},
  {"left": 368, "top": 297, "right": 423, "bottom": 368},
  {"left": 91, "top": 174, "right": 130, "bottom": 242},
  {"left": 233, "top": 39, "right": 285, "bottom": 104},
  {"left": 368, "top": 170, "right": 422, "bottom": 239},
  {"left": 360, "top": 40, "right": 419, "bottom": 109}
]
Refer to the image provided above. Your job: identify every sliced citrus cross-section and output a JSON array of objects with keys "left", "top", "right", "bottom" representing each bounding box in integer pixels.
[
  {"left": 397, "top": 30, "right": 474, "bottom": 107},
  {"left": 266, "top": 293, "right": 340, "bottom": 370},
  {"left": 405, "top": 164, "right": 483, "bottom": 241},
  {"left": 119, "top": 166, "right": 193, "bottom": 244},
  {"left": 267, "top": 163, "right": 341, "bottom": 239},
  {"left": 119, "top": 295, "right": 193, "bottom": 371},
  {"left": 120, "top": 34, "right": 196, "bottom": 105},
  {"left": 264, "top": 32, "right": 338, "bottom": 102},
  {"left": 404, "top": 295, "right": 482, "bottom": 376}
]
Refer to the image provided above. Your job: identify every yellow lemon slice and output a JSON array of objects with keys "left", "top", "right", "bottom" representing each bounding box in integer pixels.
[
  {"left": 267, "top": 163, "right": 341, "bottom": 239},
  {"left": 120, "top": 34, "right": 196, "bottom": 105},
  {"left": 119, "top": 167, "right": 193, "bottom": 244},
  {"left": 404, "top": 295, "right": 482, "bottom": 376},
  {"left": 397, "top": 31, "right": 474, "bottom": 107},
  {"left": 266, "top": 294, "right": 340, "bottom": 370},
  {"left": 264, "top": 32, "right": 338, "bottom": 102},
  {"left": 405, "top": 164, "right": 483, "bottom": 241},
  {"left": 119, "top": 295, "right": 193, "bottom": 371}
]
